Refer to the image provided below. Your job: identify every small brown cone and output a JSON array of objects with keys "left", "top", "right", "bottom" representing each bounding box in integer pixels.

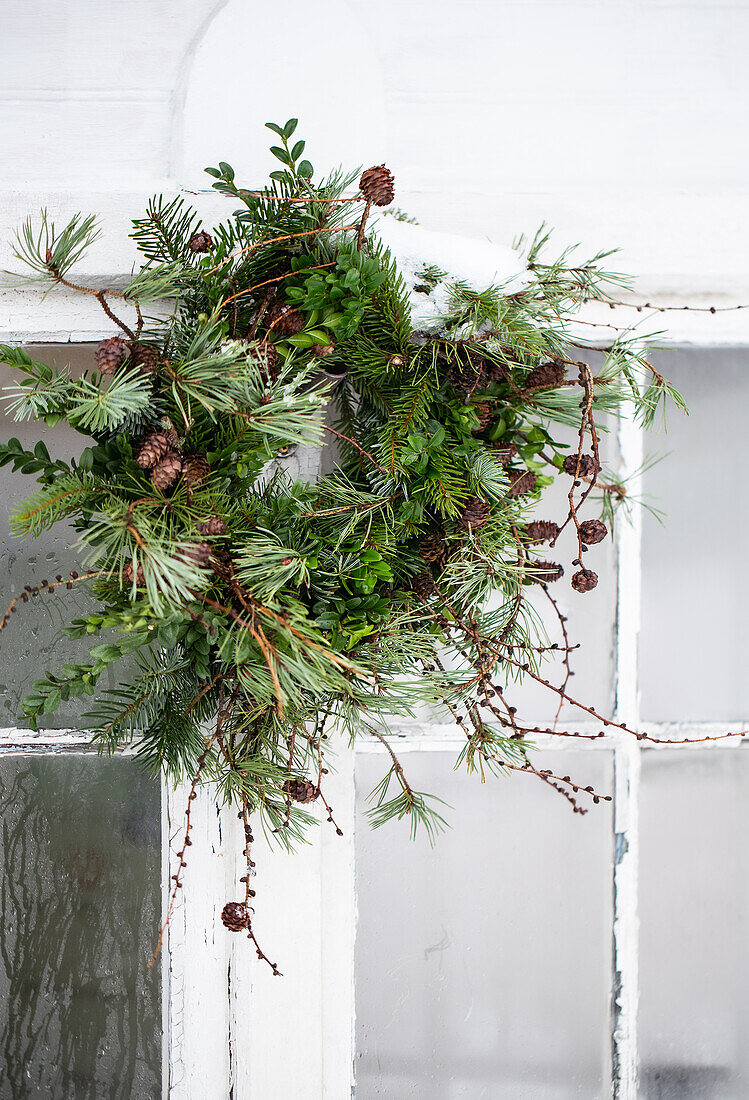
[
  {"left": 446, "top": 346, "right": 486, "bottom": 395},
  {"left": 579, "top": 519, "right": 608, "bottom": 545},
  {"left": 562, "top": 453, "right": 599, "bottom": 478},
  {"left": 282, "top": 779, "right": 319, "bottom": 804},
  {"left": 122, "top": 560, "right": 146, "bottom": 587},
  {"left": 359, "top": 164, "right": 395, "bottom": 207},
  {"left": 221, "top": 902, "right": 250, "bottom": 932},
  {"left": 151, "top": 452, "right": 183, "bottom": 491},
  {"left": 531, "top": 560, "right": 564, "bottom": 584},
  {"left": 96, "top": 336, "right": 128, "bottom": 376},
  {"left": 177, "top": 542, "right": 212, "bottom": 566},
  {"left": 183, "top": 453, "right": 210, "bottom": 490},
  {"left": 188, "top": 230, "right": 214, "bottom": 253},
  {"left": 525, "top": 520, "right": 560, "bottom": 544},
  {"left": 255, "top": 340, "right": 279, "bottom": 384},
  {"left": 506, "top": 470, "right": 538, "bottom": 498},
  {"left": 267, "top": 301, "right": 304, "bottom": 337},
  {"left": 571, "top": 568, "right": 599, "bottom": 593},
  {"left": 492, "top": 442, "right": 518, "bottom": 466},
  {"left": 419, "top": 527, "right": 447, "bottom": 564},
  {"left": 524, "top": 360, "right": 566, "bottom": 389},
  {"left": 129, "top": 343, "right": 160, "bottom": 376},
  {"left": 458, "top": 497, "right": 490, "bottom": 531},
  {"left": 471, "top": 403, "right": 494, "bottom": 433},
  {"left": 197, "top": 515, "right": 227, "bottom": 536},
  {"left": 412, "top": 571, "right": 436, "bottom": 599},
  {"left": 137, "top": 429, "right": 179, "bottom": 469}
]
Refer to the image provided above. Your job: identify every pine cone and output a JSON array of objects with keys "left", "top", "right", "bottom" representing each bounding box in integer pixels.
[
  {"left": 562, "top": 453, "right": 599, "bottom": 478},
  {"left": 359, "top": 164, "right": 395, "bottom": 207},
  {"left": 267, "top": 301, "right": 304, "bottom": 337},
  {"left": 183, "top": 453, "right": 210, "bottom": 489},
  {"left": 197, "top": 515, "right": 227, "bottom": 536},
  {"left": 506, "top": 470, "right": 538, "bottom": 498},
  {"left": 524, "top": 360, "right": 566, "bottom": 389},
  {"left": 458, "top": 497, "right": 490, "bottom": 531},
  {"left": 525, "top": 520, "right": 560, "bottom": 544},
  {"left": 282, "top": 779, "right": 319, "bottom": 804},
  {"left": 579, "top": 519, "right": 608, "bottom": 545},
  {"left": 188, "top": 230, "right": 214, "bottom": 253},
  {"left": 221, "top": 902, "right": 250, "bottom": 932},
  {"left": 492, "top": 442, "right": 518, "bottom": 466},
  {"left": 96, "top": 336, "right": 128, "bottom": 376},
  {"left": 571, "top": 568, "right": 599, "bottom": 593},
  {"left": 177, "top": 542, "right": 212, "bottom": 565},
  {"left": 255, "top": 340, "right": 279, "bottom": 384},
  {"left": 137, "top": 429, "right": 179, "bottom": 469},
  {"left": 122, "top": 560, "right": 146, "bottom": 587},
  {"left": 129, "top": 343, "right": 160, "bottom": 376},
  {"left": 531, "top": 560, "right": 564, "bottom": 584},
  {"left": 151, "top": 452, "right": 184, "bottom": 491},
  {"left": 471, "top": 403, "right": 494, "bottom": 433},
  {"left": 446, "top": 345, "right": 486, "bottom": 395},
  {"left": 312, "top": 340, "right": 336, "bottom": 358},
  {"left": 412, "top": 571, "right": 436, "bottom": 599},
  {"left": 419, "top": 527, "right": 447, "bottom": 564}
]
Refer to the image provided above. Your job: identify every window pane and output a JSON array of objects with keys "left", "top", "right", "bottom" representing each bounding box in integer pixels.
[
  {"left": 641, "top": 348, "right": 749, "bottom": 722},
  {"left": 639, "top": 748, "right": 749, "bottom": 1098},
  {"left": 0, "top": 754, "right": 162, "bottom": 1099},
  {"left": 0, "top": 345, "right": 118, "bottom": 729},
  {"left": 355, "top": 750, "right": 613, "bottom": 1098}
]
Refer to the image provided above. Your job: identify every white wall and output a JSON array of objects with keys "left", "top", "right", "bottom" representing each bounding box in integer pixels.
[{"left": 1, "top": 0, "right": 748, "bottom": 340}]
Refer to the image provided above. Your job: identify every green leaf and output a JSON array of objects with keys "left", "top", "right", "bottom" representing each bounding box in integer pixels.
[
  {"left": 291, "top": 140, "right": 305, "bottom": 161},
  {"left": 270, "top": 146, "right": 292, "bottom": 166},
  {"left": 297, "top": 160, "right": 314, "bottom": 178},
  {"left": 283, "top": 118, "right": 298, "bottom": 138}
]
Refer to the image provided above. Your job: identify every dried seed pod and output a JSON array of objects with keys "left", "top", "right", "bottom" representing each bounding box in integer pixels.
[
  {"left": 282, "top": 779, "right": 319, "bottom": 804},
  {"left": 506, "top": 469, "right": 538, "bottom": 498},
  {"left": 562, "top": 453, "right": 599, "bottom": 478},
  {"left": 96, "top": 336, "right": 128, "bottom": 375},
  {"left": 412, "top": 571, "right": 436, "bottom": 599},
  {"left": 571, "top": 568, "right": 599, "bottom": 593},
  {"left": 524, "top": 520, "right": 560, "bottom": 544},
  {"left": 136, "top": 429, "right": 179, "bottom": 469},
  {"left": 188, "top": 230, "right": 214, "bottom": 253},
  {"left": 579, "top": 519, "right": 608, "bottom": 545},
  {"left": 151, "top": 451, "right": 183, "bottom": 491},
  {"left": 221, "top": 902, "right": 251, "bottom": 932},
  {"left": 359, "top": 164, "right": 395, "bottom": 207},
  {"left": 458, "top": 497, "right": 490, "bottom": 531},
  {"left": 531, "top": 560, "right": 564, "bottom": 584},
  {"left": 267, "top": 301, "right": 304, "bottom": 336},
  {"left": 524, "top": 360, "right": 566, "bottom": 389}
]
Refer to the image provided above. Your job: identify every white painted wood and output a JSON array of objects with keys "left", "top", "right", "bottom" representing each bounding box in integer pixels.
[
  {"left": 229, "top": 746, "right": 356, "bottom": 1100},
  {"left": 164, "top": 779, "right": 233, "bottom": 1100},
  {"left": 610, "top": 407, "right": 645, "bottom": 1099}
]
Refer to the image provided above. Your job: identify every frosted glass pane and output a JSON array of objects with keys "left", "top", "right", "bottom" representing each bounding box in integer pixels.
[
  {"left": 0, "top": 345, "right": 124, "bottom": 728},
  {"left": 0, "top": 755, "right": 161, "bottom": 1099},
  {"left": 355, "top": 750, "right": 613, "bottom": 1099},
  {"left": 640, "top": 348, "right": 749, "bottom": 722},
  {"left": 639, "top": 749, "right": 749, "bottom": 1099}
]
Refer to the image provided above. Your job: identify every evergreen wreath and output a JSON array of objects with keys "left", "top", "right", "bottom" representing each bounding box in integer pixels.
[{"left": 0, "top": 118, "right": 739, "bottom": 970}]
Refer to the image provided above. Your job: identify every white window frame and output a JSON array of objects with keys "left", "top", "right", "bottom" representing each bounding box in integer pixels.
[{"left": 2, "top": 297, "right": 747, "bottom": 1100}]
